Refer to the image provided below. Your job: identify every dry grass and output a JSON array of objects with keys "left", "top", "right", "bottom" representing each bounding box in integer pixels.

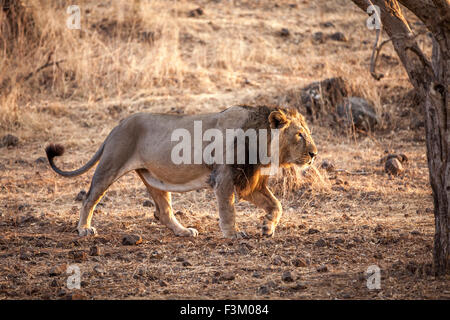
[{"left": 0, "top": 0, "right": 448, "bottom": 300}]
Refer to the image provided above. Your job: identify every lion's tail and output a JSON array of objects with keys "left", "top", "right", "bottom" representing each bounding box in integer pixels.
[{"left": 45, "top": 142, "right": 105, "bottom": 178}]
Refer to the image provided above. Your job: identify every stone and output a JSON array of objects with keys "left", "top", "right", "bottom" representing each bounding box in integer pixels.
[
  {"left": 49, "top": 264, "right": 67, "bottom": 276},
  {"left": 301, "top": 77, "right": 348, "bottom": 119},
  {"left": 219, "top": 273, "right": 235, "bottom": 281},
  {"left": 68, "top": 250, "right": 87, "bottom": 262},
  {"left": 336, "top": 97, "right": 379, "bottom": 131},
  {"left": 329, "top": 32, "right": 347, "bottom": 41},
  {"left": 315, "top": 239, "right": 327, "bottom": 247},
  {"left": 307, "top": 228, "right": 320, "bottom": 234},
  {"left": 281, "top": 271, "right": 294, "bottom": 282},
  {"left": 320, "top": 160, "right": 335, "bottom": 172},
  {"left": 182, "top": 260, "right": 192, "bottom": 267},
  {"left": 312, "top": 31, "right": 325, "bottom": 43},
  {"left": 188, "top": 7, "right": 204, "bottom": 17},
  {"left": 292, "top": 258, "right": 307, "bottom": 267},
  {"left": 143, "top": 200, "right": 154, "bottom": 207},
  {"left": 279, "top": 28, "right": 290, "bottom": 37},
  {"left": 316, "top": 265, "right": 328, "bottom": 272},
  {"left": 122, "top": 235, "right": 142, "bottom": 245},
  {"left": 385, "top": 158, "right": 404, "bottom": 176},
  {"left": 89, "top": 246, "right": 102, "bottom": 256},
  {"left": 1, "top": 134, "right": 19, "bottom": 148}
]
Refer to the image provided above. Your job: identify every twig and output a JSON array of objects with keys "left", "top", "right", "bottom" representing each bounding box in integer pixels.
[
  {"left": 369, "top": 27, "right": 428, "bottom": 81},
  {"left": 21, "top": 51, "right": 66, "bottom": 82},
  {"left": 334, "top": 169, "right": 372, "bottom": 176},
  {"left": 370, "top": 28, "right": 385, "bottom": 80}
]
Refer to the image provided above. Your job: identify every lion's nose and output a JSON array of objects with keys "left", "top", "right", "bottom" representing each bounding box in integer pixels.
[{"left": 309, "top": 151, "right": 317, "bottom": 159}]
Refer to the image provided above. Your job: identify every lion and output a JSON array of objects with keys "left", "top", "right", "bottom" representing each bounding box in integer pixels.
[{"left": 45, "top": 105, "right": 318, "bottom": 239}]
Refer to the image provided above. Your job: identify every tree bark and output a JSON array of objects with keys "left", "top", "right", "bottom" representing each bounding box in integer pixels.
[{"left": 350, "top": 0, "right": 449, "bottom": 275}]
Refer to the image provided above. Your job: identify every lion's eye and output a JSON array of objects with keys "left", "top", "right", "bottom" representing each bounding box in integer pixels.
[{"left": 297, "top": 132, "right": 304, "bottom": 139}]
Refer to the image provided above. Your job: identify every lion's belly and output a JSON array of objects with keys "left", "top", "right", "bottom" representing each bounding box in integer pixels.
[{"left": 139, "top": 166, "right": 211, "bottom": 192}]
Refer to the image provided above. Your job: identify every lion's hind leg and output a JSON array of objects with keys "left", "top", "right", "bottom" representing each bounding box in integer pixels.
[
  {"left": 136, "top": 169, "right": 198, "bottom": 237},
  {"left": 77, "top": 165, "right": 120, "bottom": 236}
]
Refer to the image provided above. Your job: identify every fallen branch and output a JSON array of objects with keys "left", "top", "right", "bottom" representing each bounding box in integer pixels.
[
  {"left": 21, "top": 51, "right": 66, "bottom": 82},
  {"left": 334, "top": 169, "right": 372, "bottom": 175}
]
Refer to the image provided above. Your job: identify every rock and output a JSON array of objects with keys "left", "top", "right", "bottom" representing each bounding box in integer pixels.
[
  {"left": 301, "top": 77, "right": 348, "bottom": 119},
  {"left": 272, "top": 255, "right": 286, "bottom": 265},
  {"left": 50, "top": 279, "right": 59, "bottom": 287},
  {"left": 188, "top": 7, "right": 203, "bottom": 17},
  {"left": 320, "top": 160, "right": 335, "bottom": 172},
  {"left": 258, "top": 285, "right": 270, "bottom": 295},
  {"left": 65, "top": 293, "right": 87, "bottom": 300},
  {"left": 281, "top": 271, "right": 294, "bottom": 282},
  {"left": 158, "top": 280, "right": 168, "bottom": 287},
  {"left": 143, "top": 200, "right": 154, "bottom": 207},
  {"left": 321, "top": 21, "right": 335, "bottom": 28},
  {"left": 182, "top": 260, "right": 192, "bottom": 267},
  {"left": 1, "top": 134, "right": 19, "bottom": 148},
  {"left": 279, "top": 28, "right": 290, "bottom": 37},
  {"left": 307, "top": 228, "right": 320, "bottom": 234},
  {"left": 75, "top": 190, "right": 87, "bottom": 201},
  {"left": 93, "top": 265, "right": 105, "bottom": 275},
  {"left": 410, "top": 230, "right": 420, "bottom": 235},
  {"left": 290, "top": 282, "right": 308, "bottom": 291},
  {"left": 336, "top": 97, "right": 379, "bottom": 131},
  {"left": 385, "top": 158, "right": 404, "bottom": 176},
  {"left": 380, "top": 153, "right": 408, "bottom": 165},
  {"left": 316, "top": 265, "right": 328, "bottom": 272},
  {"left": 219, "top": 273, "right": 235, "bottom": 281},
  {"left": 19, "top": 252, "right": 31, "bottom": 261},
  {"left": 312, "top": 31, "right": 325, "bottom": 43},
  {"left": 315, "top": 239, "right": 327, "bottom": 247},
  {"left": 89, "top": 246, "right": 102, "bottom": 256},
  {"left": 68, "top": 250, "right": 87, "bottom": 262},
  {"left": 238, "top": 245, "right": 250, "bottom": 255},
  {"left": 49, "top": 264, "right": 67, "bottom": 276},
  {"left": 122, "top": 234, "right": 142, "bottom": 245},
  {"left": 292, "top": 258, "right": 307, "bottom": 267},
  {"left": 252, "top": 271, "right": 263, "bottom": 278},
  {"left": 329, "top": 32, "right": 347, "bottom": 41},
  {"left": 374, "top": 224, "right": 383, "bottom": 232},
  {"left": 35, "top": 157, "right": 47, "bottom": 164}
]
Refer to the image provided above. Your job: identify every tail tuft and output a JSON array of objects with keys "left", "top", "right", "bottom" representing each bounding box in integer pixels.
[{"left": 45, "top": 143, "right": 65, "bottom": 160}]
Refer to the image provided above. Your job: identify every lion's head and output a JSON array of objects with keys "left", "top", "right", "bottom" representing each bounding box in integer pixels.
[
  {"left": 268, "top": 108, "right": 318, "bottom": 168},
  {"left": 230, "top": 105, "right": 318, "bottom": 197}
]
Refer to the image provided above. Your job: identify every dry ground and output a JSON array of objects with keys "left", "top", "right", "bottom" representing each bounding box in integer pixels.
[{"left": 0, "top": 0, "right": 449, "bottom": 299}]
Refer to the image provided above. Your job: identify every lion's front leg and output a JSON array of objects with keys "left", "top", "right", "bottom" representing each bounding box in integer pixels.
[
  {"left": 243, "top": 185, "right": 282, "bottom": 237},
  {"left": 213, "top": 167, "right": 247, "bottom": 239}
]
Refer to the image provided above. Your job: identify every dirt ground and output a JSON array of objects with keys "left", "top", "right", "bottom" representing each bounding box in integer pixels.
[{"left": 0, "top": 0, "right": 449, "bottom": 299}]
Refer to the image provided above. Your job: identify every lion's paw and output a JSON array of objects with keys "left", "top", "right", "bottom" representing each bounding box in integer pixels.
[
  {"left": 262, "top": 224, "right": 275, "bottom": 237},
  {"left": 176, "top": 227, "right": 199, "bottom": 237},
  {"left": 77, "top": 227, "right": 97, "bottom": 237}
]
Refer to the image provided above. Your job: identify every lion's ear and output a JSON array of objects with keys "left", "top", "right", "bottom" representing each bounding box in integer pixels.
[{"left": 269, "top": 111, "right": 289, "bottom": 129}]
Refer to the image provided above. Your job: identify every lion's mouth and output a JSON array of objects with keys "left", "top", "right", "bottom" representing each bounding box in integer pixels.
[{"left": 292, "top": 156, "right": 314, "bottom": 167}]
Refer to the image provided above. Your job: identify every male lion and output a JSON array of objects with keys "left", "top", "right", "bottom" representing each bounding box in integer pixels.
[{"left": 45, "top": 105, "right": 317, "bottom": 239}]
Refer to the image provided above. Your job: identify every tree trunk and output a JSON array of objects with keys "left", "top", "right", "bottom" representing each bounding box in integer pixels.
[
  {"left": 426, "top": 35, "right": 449, "bottom": 276},
  {"left": 350, "top": 0, "right": 449, "bottom": 275}
]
